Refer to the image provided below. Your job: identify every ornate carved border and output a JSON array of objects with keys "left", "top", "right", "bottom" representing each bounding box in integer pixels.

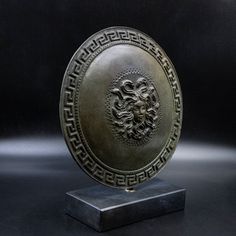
[{"left": 60, "top": 27, "right": 182, "bottom": 188}]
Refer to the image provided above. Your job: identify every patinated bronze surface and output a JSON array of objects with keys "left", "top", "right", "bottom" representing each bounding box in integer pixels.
[{"left": 60, "top": 27, "right": 182, "bottom": 188}]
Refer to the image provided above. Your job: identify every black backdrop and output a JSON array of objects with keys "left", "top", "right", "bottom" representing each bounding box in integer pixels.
[
  {"left": 1, "top": 1, "right": 236, "bottom": 235},
  {"left": 0, "top": 0, "right": 235, "bottom": 144}
]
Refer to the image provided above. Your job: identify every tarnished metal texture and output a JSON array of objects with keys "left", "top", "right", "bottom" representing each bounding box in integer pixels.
[{"left": 60, "top": 26, "right": 182, "bottom": 188}]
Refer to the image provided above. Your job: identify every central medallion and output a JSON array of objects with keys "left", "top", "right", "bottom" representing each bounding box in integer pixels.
[{"left": 107, "top": 69, "right": 160, "bottom": 146}]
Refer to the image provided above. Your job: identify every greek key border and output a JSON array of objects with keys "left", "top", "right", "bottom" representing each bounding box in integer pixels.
[{"left": 60, "top": 27, "right": 182, "bottom": 188}]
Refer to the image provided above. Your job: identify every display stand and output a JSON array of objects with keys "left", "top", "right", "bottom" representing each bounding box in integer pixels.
[{"left": 65, "top": 178, "right": 186, "bottom": 232}]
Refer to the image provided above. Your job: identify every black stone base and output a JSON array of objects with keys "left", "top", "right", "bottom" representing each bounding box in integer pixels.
[{"left": 65, "top": 178, "right": 186, "bottom": 232}]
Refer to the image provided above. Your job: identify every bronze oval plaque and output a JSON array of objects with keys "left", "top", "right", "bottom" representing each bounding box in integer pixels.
[{"left": 60, "top": 26, "right": 182, "bottom": 188}]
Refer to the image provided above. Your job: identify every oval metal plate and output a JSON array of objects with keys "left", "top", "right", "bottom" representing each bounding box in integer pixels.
[{"left": 60, "top": 26, "right": 182, "bottom": 188}]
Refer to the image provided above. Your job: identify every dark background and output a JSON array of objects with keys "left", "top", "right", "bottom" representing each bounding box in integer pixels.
[
  {"left": 0, "top": 0, "right": 235, "bottom": 142},
  {"left": 0, "top": 0, "right": 235, "bottom": 235}
]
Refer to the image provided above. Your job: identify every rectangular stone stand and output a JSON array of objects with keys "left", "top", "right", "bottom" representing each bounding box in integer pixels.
[{"left": 65, "top": 178, "right": 186, "bottom": 232}]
